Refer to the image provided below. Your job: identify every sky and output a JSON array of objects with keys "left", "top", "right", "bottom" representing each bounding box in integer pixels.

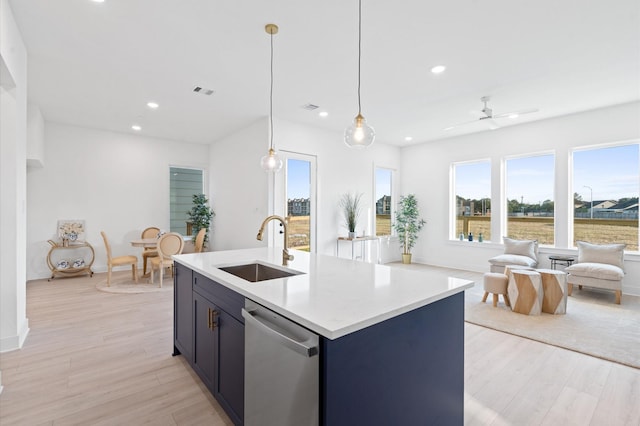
[
  {"left": 456, "top": 144, "right": 639, "bottom": 204},
  {"left": 287, "top": 161, "right": 393, "bottom": 201},
  {"left": 287, "top": 159, "right": 310, "bottom": 199}
]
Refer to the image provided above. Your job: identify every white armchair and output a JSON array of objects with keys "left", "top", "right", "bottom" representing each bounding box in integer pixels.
[
  {"left": 566, "top": 241, "right": 625, "bottom": 304},
  {"left": 488, "top": 237, "right": 539, "bottom": 273}
]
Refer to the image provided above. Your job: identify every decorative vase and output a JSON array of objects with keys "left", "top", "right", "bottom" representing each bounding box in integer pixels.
[
  {"left": 402, "top": 253, "right": 412, "bottom": 264},
  {"left": 348, "top": 231, "right": 357, "bottom": 239}
]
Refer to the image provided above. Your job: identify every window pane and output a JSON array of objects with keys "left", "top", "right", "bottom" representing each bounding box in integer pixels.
[
  {"left": 286, "top": 159, "right": 311, "bottom": 251},
  {"left": 170, "top": 167, "right": 204, "bottom": 235},
  {"left": 375, "top": 168, "right": 392, "bottom": 236},
  {"left": 505, "top": 155, "right": 555, "bottom": 244},
  {"left": 454, "top": 161, "right": 491, "bottom": 241},
  {"left": 573, "top": 144, "right": 639, "bottom": 250}
]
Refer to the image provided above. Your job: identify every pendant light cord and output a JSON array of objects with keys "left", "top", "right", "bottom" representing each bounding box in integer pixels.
[
  {"left": 269, "top": 29, "right": 275, "bottom": 150},
  {"left": 357, "top": 0, "right": 362, "bottom": 116}
]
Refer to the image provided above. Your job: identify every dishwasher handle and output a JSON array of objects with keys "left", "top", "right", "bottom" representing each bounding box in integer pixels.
[{"left": 242, "top": 308, "right": 319, "bottom": 358}]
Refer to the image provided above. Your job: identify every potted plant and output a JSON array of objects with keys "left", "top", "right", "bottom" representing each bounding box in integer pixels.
[
  {"left": 339, "top": 192, "right": 363, "bottom": 239},
  {"left": 393, "top": 194, "right": 426, "bottom": 264},
  {"left": 187, "top": 194, "right": 215, "bottom": 249}
]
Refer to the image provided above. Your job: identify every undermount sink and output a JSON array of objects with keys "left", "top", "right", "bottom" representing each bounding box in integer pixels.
[{"left": 219, "top": 262, "right": 303, "bottom": 282}]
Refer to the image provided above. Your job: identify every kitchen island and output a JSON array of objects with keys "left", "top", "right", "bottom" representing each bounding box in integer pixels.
[{"left": 173, "top": 248, "right": 474, "bottom": 426}]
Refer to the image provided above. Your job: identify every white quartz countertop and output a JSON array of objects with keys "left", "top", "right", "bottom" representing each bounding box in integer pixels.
[{"left": 173, "top": 248, "right": 474, "bottom": 340}]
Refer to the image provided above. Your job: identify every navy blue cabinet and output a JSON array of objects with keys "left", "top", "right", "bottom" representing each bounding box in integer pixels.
[
  {"left": 173, "top": 263, "right": 192, "bottom": 360},
  {"left": 321, "top": 292, "right": 465, "bottom": 426},
  {"left": 179, "top": 271, "right": 244, "bottom": 426}
]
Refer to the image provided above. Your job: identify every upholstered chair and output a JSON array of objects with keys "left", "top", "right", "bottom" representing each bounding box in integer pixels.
[
  {"left": 141, "top": 226, "right": 160, "bottom": 276},
  {"left": 488, "top": 237, "right": 539, "bottom": 273},
  {"left": 193, "top": 228, "right": 206, "bottom": 253},
  {"left": 150, "top": 232, "right": 185, "bottom": 288},
  {"left": 100, "top": 231, "right": 138, "bottom": 286},
  {"left": 566, "top": 241, "right": 625, "bottom": 304}
]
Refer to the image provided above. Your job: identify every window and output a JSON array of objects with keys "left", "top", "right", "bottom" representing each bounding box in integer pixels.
[
  {"left": 572, "top": 144, "right": 639, "bottom": 250},
  {"left": 170, "top": 167, "right": 204, "bottom": 235},
  {"left": 505, "top": 154, "right": 555, "bottom": 245},
  {"left": 453, "top": 161, "right": 491, "bottom": 240},
  {"left": 375, "top": 168, "right": 393, "bottom": 236},
  {"left": 286, "top": 158, "right": 312, "bottom": 251}
]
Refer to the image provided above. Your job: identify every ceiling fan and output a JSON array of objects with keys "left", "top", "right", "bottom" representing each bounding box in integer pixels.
[{"left": 444, "top": 96, "right": 539, "bottom": 131}]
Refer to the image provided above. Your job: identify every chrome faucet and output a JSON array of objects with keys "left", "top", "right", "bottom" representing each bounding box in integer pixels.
[{"left": 257, "top": 215, "right": 294, "bottom": 266}]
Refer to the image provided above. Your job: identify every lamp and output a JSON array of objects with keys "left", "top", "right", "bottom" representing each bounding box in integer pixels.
[
  {"left": 344, "top": 0, "right": 375, "bottom": 148},
  {"left": 260, "top": 24, "right": 283, "bottom": 173}
]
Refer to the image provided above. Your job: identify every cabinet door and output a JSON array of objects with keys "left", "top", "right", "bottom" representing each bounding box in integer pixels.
[
  {"left": 215, "top": 309, "right": 244, "bottom": 425},
  {"left": 193, "top": 292, "right": 216, "bottom": 391},
  {"left": 173, "top": 263, "right": 193, "bottom": 360}
]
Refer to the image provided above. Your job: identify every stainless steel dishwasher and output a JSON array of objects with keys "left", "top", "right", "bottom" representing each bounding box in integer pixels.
[{"left": 242, "top": 299, "right": 319, "bottom": 426}]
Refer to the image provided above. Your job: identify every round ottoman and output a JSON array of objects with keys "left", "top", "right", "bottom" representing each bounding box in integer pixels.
[{"left": 482, "top": 272, "right": 510, "bottom": 307}]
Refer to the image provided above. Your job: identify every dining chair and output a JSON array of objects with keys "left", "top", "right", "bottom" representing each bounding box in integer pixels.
[
  {"left": 100, "top": 231, "right": 138, "bottom": 286},
  {"left": 150, "top": 232, "right": 185, "bottom": 287},
  {"left": 141, "top": 226, "right": 160, "bottom": 275},
  {"left": 194, "top": 228, "right": 207, "bottom": 253}
]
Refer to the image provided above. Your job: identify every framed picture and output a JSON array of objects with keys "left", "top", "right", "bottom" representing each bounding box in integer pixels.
[{"left": 57, "top": 220, "right": 85, "bottom": 242}]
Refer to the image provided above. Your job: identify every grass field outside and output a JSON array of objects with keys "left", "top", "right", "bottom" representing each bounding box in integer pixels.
[
  {"left": 457, "top": 216, "right": 638, "bottom": 250},
  {"left": 287, "top": 215, "right": 638, "bottom": 252}
]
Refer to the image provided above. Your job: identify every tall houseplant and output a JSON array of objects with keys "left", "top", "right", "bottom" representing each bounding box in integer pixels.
[
  {"left": 187, "top": 194, "right": 215, "bottom": 249},
  {"left": 340, "top": 192, "right": 363, "bottom": 239},
  {"left": 393, "top": 194, "right": 426, "bottom": 264}
]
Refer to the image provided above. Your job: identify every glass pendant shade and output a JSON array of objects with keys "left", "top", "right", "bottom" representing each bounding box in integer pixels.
[
  {"left": 344, "top": 113, "right": 375, "bottom": 148},
  {"left": 261, "top": 148, "right": 283, "bottom": 172}
]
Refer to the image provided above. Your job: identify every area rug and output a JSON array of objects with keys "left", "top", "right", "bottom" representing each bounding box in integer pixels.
[
  {"left": 385, "top": 262, "right": 640, "bottom": 369},
  {"left": 95, "top": 271, "right": 172, "bottom": 294},
  {"left": 464, "top": 280, "right": 640, "bottom": 369}
]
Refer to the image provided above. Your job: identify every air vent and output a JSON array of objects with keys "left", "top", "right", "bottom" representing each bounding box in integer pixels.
[
  {"left": 193, "top": 86, "right": 215, "bottom": 96},
  {"left": 301, "top": 103, "right": 319, "bottom": 111}
]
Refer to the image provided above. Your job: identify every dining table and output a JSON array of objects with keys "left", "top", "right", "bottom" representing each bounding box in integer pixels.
[
  {"left": 130, "top": 238, "right": 159, "bottom": 278},
  {"left": 130, "top": 238, "right": 159, "bottom": 249}
]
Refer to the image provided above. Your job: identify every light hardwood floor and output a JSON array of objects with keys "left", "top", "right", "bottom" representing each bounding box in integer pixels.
[{"left": 0, "top": 270, "right": 638, "bottom": 425}]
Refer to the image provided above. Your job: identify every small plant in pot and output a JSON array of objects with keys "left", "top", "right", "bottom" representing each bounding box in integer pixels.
[
  {"left": 393, "top": 194, "right": 426, "bottom": 264},
  {"left": 340, "top": 192, "right": 363, "bottom": 239},
  {"left": 187, "top": 194, "right": 215, "bottom": 249}
]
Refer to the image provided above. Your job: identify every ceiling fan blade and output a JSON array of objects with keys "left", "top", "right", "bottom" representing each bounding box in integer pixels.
[
  {"left": 443, "top": 118, "right": 483, "bottom": 131},
  {"left": 492, "top": 108, "right": 539, "bottom": 119},
  {"left": 486, "top": 119, "right": 501, "bottom": 130}
]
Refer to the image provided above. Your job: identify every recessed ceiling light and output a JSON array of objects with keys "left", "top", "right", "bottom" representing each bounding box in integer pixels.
[
  {"left": 91, "top": 0, "right": 105, "bottom": 3},
  {"left": 131, "top": 125, "right": 142, "bottom": 131},
  {"left": 319, "top": 111, "right": 329, "bottom": 118},
  {"left": 431, "top": 65, "right": 446, "bottom": 74},
  {"left": 404, "top": 136, "right": 413, "bottom": 141},
  {"left": 508, "top": 113, "right": 519, "bottom": 119},
  {"left": 147, "top": 102, "right": 159, "bottom": 109}
]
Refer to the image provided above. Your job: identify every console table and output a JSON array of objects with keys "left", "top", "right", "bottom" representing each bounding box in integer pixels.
[
  {"left": 47, "top": 240, "right": 95, "bottom": 281},
  {"left": 336, "top": 236, "right": 380, "bottom": 263}
]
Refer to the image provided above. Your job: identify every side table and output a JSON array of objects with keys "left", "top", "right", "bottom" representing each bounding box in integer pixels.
[
  {"left": 336, "top": 236, "right": 380, "bottom": 263},
  {"left": 47, "top": 240, "right": 95, "bottom": 281},
  {"left": 548, "top": 255, "right": 575, "bottom": 270}
]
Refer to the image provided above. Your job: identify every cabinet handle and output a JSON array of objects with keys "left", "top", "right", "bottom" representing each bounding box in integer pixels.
[
  {"left": 211, "top": 310, "right": 218, "bottom": 330},
  {"left": 207, "top": 308, "right": 212, "bottom": 329}
]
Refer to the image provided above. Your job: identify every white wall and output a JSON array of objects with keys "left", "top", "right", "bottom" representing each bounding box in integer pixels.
[
  {"left": 26, "top": 103, "right": 45, "bottom": 168},
  {"left": 401, "top": 102, "right": 640, "bottom": 296},
  {"left": 210, "top": 117, "right": 402, "bottom": 262},
  {"left": 27, "top": 123, "right": 210, "bottom": 280},
  {"left": 0, "top": 1, "right": 28, "bottom": 396}
]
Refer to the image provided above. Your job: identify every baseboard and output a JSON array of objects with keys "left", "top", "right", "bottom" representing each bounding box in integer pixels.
[{"left": 0, "top": 318, "right": 30, "bottom": 353}]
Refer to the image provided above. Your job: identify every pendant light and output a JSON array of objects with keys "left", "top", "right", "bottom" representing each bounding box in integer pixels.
[
  {"left": 344, "top": 0, "right": 375, "bottom": 148},
  {"left": 260, "top": 24, "right": 283, "bottom": 173}
]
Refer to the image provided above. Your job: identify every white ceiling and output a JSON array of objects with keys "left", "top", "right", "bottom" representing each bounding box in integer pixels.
[{"left": 8, "top": 0, "right": 640, "bottom": 147}]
